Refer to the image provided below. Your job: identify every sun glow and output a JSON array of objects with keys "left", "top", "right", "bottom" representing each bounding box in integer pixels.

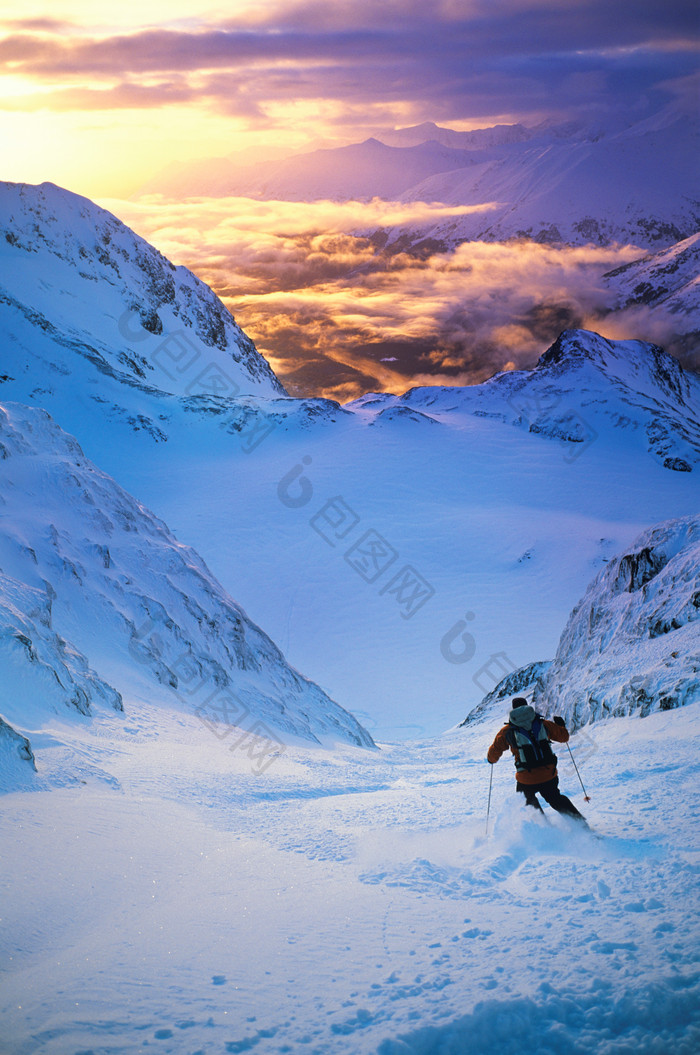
[{"left": 0, "top": 74, "right": 45, "bottom": 100}]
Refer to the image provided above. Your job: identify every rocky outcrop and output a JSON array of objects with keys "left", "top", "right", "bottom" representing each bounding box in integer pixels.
[{"left": 533, "top": 515, "right": 700, "bottom": 726}]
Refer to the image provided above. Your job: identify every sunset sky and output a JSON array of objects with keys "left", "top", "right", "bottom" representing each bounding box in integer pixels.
[
  {"left": 2, "top": 0, "right": 696, "bottom": 197},
  {"left": 1, "top": 1, "right": 697, "bottom": 398}
]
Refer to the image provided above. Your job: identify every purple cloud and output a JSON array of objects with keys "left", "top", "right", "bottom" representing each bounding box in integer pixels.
[{"left": 1, "top": 1, "right": 696, "bottom": 124}]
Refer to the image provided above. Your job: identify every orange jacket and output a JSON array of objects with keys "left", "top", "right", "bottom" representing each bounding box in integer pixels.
[{"left": 487, "top": 718, "right": 570, "bottom": 785}]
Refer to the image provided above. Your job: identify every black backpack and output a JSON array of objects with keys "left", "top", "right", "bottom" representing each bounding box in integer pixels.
[{"left": 505, "top": 716, "right": 557, "bottom": 771}]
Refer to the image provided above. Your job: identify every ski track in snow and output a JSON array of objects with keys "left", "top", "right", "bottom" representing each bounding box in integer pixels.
[{"left": 1, "top": 703, "right": 699, "bottom": 1054}]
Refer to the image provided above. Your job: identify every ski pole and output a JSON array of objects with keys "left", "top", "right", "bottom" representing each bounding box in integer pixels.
[
  {"left": 566, "top": 742, "right": 591, "bottom": 802},
  {"left": 485, "top": 763, "right": 494, "bottom": 835}
]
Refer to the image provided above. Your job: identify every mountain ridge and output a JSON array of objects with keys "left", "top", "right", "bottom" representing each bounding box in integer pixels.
[
  {"left": 347, "top": 329, "right": 700, "bottom": 472},
  {"left": 0, "top": 400, "right": 375, "bottom": 789},
  {"left": 1, "top": 180, "right": 697, "bottom": 742},
  {"left": 4, "top": 183, "right": 698, "bottom": 473},
  {"left": 0, "top": 180, "right": 285, "bottom": 400},
  {"left": 459, "top": 513, "right": 700, "bottom": 728},
  {"left": 133, "top": 109, "right": 700, "bottom": 250},
  {"left": 535, "top": 513, "right": 700, "bottom": 724}
]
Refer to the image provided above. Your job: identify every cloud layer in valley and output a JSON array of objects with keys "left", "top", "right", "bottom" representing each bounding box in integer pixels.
[{"left": 104, "top": 195, "right": 680, "bottom": 401}]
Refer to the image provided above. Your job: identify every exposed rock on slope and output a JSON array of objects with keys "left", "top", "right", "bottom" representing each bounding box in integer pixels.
[
  {"left": 0, "top": 715, "right": 36, "bottom": 787},
  {"left": 534, "top": 515, "right": 700, "bottom": 725},
  {"left": 349, "top": 330, "right": 700, "bottom": 471},
  {"left": 604, "top": 232, "right": 700, "bottom": 316},
  {"left": 0, "top": 180, "right": 285, "bottom": 401},
  {"left": 460, "top": 516, "right": 699, "bottom": 729},
  {"left": 0, "top": 573, "right": 123, "bottom": 720},
  {"left": 603, "top": 233, "right": 700, "bottom": 362},
  {"left": 459, "top": 661, "right": 551, "bottom": 727}
]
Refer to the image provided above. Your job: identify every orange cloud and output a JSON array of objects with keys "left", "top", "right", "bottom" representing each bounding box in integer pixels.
[{"left": 101, "top": 194, "right": 696, "bottom": 401}]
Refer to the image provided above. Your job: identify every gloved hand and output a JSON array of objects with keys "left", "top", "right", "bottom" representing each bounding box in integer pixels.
[{"left": 553, "top": 715, "right": 566, "bottom": 727}]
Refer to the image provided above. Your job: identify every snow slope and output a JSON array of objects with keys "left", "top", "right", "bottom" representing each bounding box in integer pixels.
[
  {"left": 605, "top": 232, "right": 700, "bottom": 315},
  {"left": 394, "top": 109, "right": 700, "bottom": 249},
  {"left": 1, "top": 174, "right": 699, "bottom": 1055},
  {"left": 103, "top": 330, "right": 698, "bottom": 741},
  {"left": 349, "top": 329, "right": 700, "bottom": 471},
  {"left": 1, "top": 700, "right": 699, "bottom": 1054},
  {"left": 0, "top": 180, "right": 284, "bottom": 399},
  {"left": 0, "top": 401, "right": 373, "bottom": 783},
  {"left": 535, "top": 514, "right": 700, "bottom": 725},
  {"left": 0, "top": 571, "right": 124, "bottom": 723},
  {"left": 4, "top": 314, "right": 689, "bottom": 742},
  {"left": 603, "top": 233, "right": 700, "bottom": 358},
  {"left": 0, "top": 181, "right": 697, "bottom": 740}
]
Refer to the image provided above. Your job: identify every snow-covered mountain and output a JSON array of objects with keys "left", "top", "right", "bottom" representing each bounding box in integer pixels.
[
  {"left": 348, "top": 329, "right": 700, "bottom": 472},
  {"left": 133, "top": 123, "right": 532, "bottom": 200},
  {"left": 135, "top": 106, "right": 700, "bottom": 250},
  {"left": 2, "top": 174, "right": 699, "bottom": 1055},
  {"left": 457, "top": 660, "right": 552, "bottom": 728},
  {"left": 0, "top": 181, "right": 365, "bottom": 454},
  {"left": 532, "top": 514, "right": 700, "bottom": 725},
  {"left": 604, "top": 233, "right": 700, "bottom": 352},
  {"left": 391, "top": 108, "right": 699, "bottom": 249},
  {"left": 0, "top": 180, "right": 284, "bottom": 402},
  {"left": 0, "top": 400, "right": 374, "bottom": 785},
  {"left": 0, "top": 180, "right": 697, "bottom": 742},
  {"left": 461, "top": 514, "right": 699, "bottom": 728},
  {"left": 136, "top": 138, "right": 499, "bottom": 203},
  {"left": 604, "top": 233, "right": 700, "bottom": 314},
  {"left": 601, "top": 233, "right": 700, "bottom": 362},
  {"left": 3, "top": 183, "right": 696, "bottom": 469},
  {"left": 376, "top": 121, "right": 531, "bottom": 150}
]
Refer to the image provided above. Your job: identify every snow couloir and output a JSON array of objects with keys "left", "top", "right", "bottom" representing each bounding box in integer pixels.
[{"left": 0, "top": 401, "right": 375, "bottom": 788}]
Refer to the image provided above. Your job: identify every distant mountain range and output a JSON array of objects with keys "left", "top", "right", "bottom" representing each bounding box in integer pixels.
[
  {"left": 136, "top": 103, "right": 700, "bottom": 251},
  {"left": 135, "top": 121, "right": 532, "bottom": 201},
  {"left": 374, "top": 121, "right": 532, "bottom": 151}
]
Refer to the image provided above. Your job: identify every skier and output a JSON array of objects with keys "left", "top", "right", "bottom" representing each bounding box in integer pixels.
[{"left": 487, "top": 697, "right": 587, "bottom": 823}]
